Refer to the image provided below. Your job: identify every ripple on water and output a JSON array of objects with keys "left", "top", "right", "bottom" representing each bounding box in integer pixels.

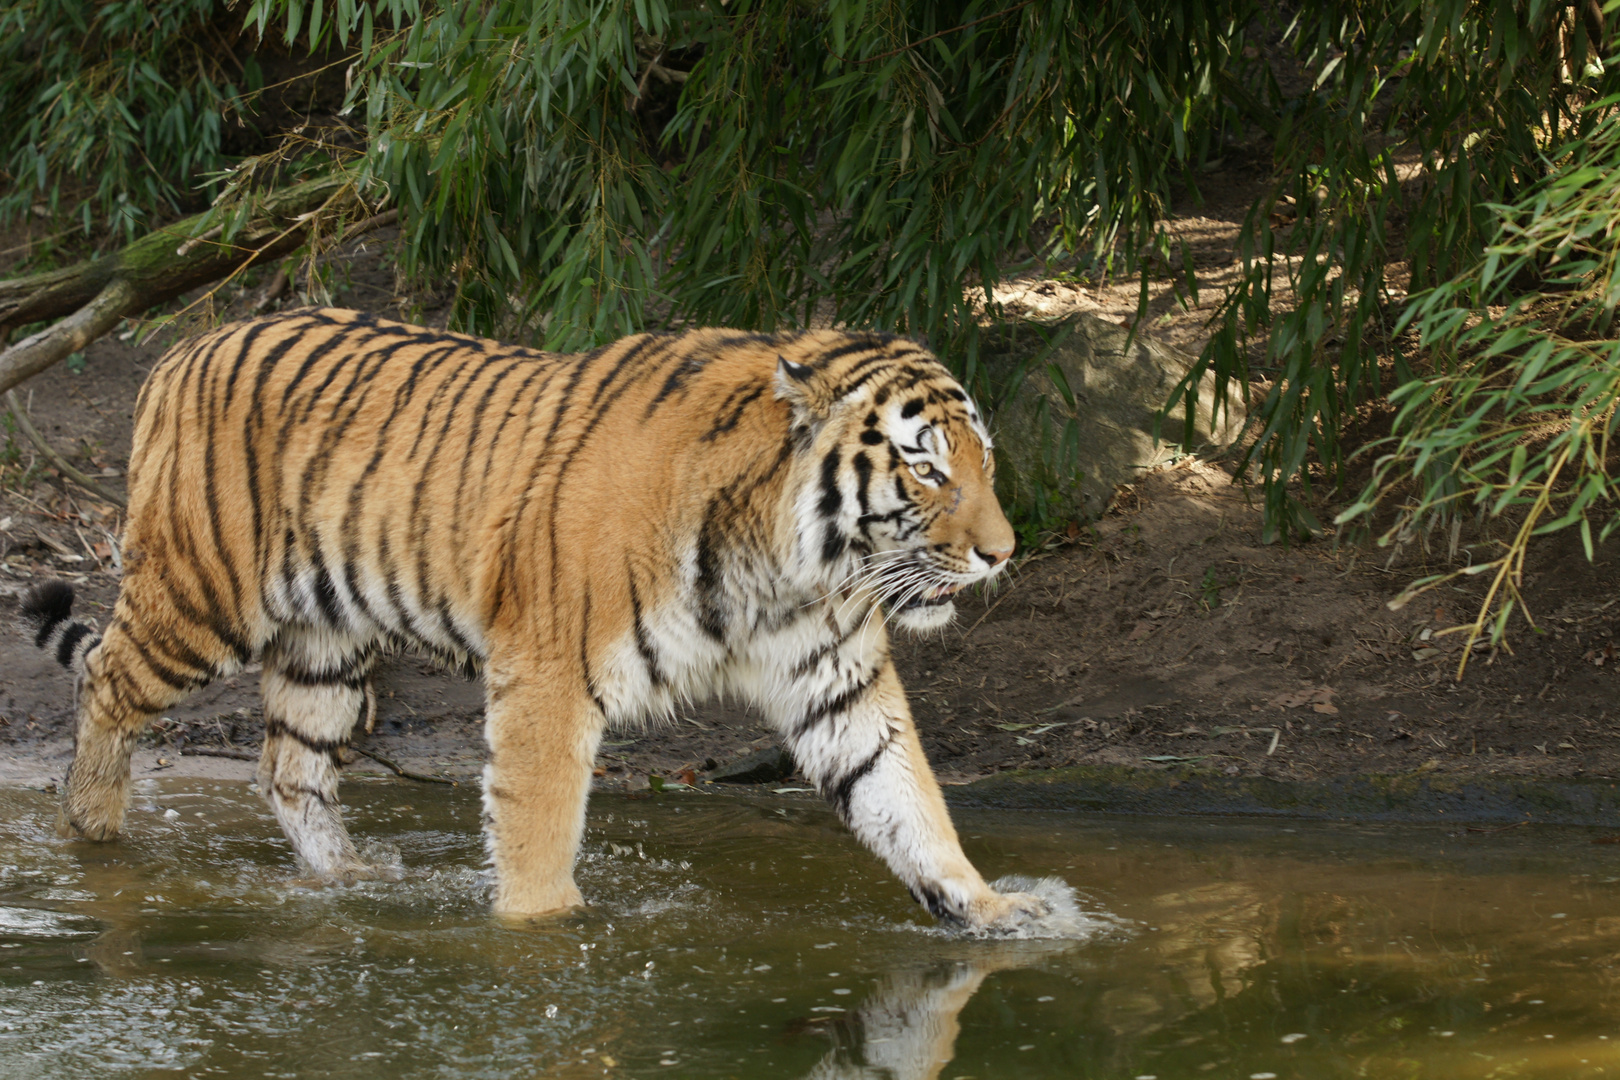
[{"left": 0, "top": 906, "right": 100, "bottom": 939}]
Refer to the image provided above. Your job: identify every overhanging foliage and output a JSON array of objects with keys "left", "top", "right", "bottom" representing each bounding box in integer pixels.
[
  {"left": 289, "top": 0, "right": 1241, "bottom": 368},
  {"left": 8, "top": 0, "right": 1620, "bottom": 611},
  {"left": 0, "top": 0, "right": 261, "bottom": 236}
]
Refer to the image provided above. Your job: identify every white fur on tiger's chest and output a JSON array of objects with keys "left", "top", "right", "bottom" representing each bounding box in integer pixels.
[{"left": 591, "top": 543, "right": 887, "bottom": 731}]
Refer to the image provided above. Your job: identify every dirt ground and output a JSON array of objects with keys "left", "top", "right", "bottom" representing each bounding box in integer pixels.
[{"left": 5, "top": 192, "right": 1620, "bottom": 799}]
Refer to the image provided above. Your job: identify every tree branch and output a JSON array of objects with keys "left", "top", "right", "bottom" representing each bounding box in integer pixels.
[
  {"left": 0, "top": 173, "right": 379, "bottom": 400},
  {"left": 0, "top": 278, "right": 137, "bottom": 398},
  {"left": 0, "top": 174, "right": 356, "bottom": 339}
]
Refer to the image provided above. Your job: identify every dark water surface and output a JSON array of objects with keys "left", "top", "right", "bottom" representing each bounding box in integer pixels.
[{"left": 2, "top": 780, "right": 1619, "bottom": 1078}]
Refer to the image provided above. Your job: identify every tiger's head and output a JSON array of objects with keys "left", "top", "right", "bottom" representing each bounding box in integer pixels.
[{"left": 777, "top": 333, "right": 1017, "bottom": 633}]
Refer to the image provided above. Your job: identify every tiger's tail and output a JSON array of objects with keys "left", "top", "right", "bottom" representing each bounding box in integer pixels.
[{"left": 19, "top": 581, "right": 102, "bottom": 672}]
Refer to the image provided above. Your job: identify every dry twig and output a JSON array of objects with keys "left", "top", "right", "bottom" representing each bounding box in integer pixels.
[
  {"left": 351, "top": 745, "right": 457, "bottom": 785},
  {"left": 4, "top": 389, "right": 127, "bottom": 507},
  {"left": 180, "top": 746, "right": 257, "bottom": 762}
]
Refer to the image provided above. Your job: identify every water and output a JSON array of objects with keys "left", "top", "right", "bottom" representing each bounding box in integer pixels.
[{"left": 2, "top": 781, "right": 1619, "bottom": 1078}]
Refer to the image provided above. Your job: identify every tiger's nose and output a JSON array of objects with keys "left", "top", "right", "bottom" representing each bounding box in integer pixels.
[{"left": 973, "top": 544, "right": 1013, "bottom": 568}]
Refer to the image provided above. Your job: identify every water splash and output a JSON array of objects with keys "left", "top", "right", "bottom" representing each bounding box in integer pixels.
[{"left": 978, "top": 874, "right": 1098, "bottom": 939}]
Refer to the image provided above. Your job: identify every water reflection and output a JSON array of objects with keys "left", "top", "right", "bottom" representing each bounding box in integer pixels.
[
  {"left": 5, "top": 783, "right": 1620, "bottom": 1078},
  {"left": 803, "top": 940, "right": 1078, "bottom": 1080},
  {"left": 804, "top": 962, "right": 1007, "bottom": 1080}
]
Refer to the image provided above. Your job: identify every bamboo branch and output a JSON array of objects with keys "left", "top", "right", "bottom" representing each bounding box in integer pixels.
[{"left": 175, "top": 224, "right": 225, "bottom": 257}]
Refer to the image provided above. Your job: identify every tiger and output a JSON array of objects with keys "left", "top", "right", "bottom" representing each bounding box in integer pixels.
[{"left": 20, "top": 307, "right": 1055, "bottom": 930}]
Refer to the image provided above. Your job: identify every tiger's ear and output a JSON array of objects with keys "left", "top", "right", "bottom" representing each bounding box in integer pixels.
[{"left": 774, "top": 355, "right": 837, "bottom": 425}]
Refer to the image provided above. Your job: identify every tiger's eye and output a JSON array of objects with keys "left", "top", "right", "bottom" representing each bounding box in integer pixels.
[{"left": 915, "top": 463, "right": 935, "bottom": 478}]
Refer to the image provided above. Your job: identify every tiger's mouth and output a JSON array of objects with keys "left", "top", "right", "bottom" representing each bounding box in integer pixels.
[{"left": 897, "top": 581, "right": 964, "bottom": 612}]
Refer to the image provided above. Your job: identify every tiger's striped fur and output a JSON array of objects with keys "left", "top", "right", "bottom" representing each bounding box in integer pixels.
[{"left": 22, "top": 307, "right": 1046, "bottom": 928}]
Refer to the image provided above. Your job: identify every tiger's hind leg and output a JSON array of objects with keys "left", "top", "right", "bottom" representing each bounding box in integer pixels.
[
  {"left": 256, "top": 629, "right": 381, "bottom": 879},
  {"left": 22, "top": 581, "right": 230, "bottom": 842}
]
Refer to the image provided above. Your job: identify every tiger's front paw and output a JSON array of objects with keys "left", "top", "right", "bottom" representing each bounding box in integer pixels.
[
  {"left": 965, "top": 875, "right": 1089, "bottom": 939},
  {"left": 969, "top": 887, "right": 1052, "bottom": 930}
]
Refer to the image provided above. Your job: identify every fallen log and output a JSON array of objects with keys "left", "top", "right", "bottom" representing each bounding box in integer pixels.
[{"left": 0, "top": 173, "right": 390, "bottom": 399}]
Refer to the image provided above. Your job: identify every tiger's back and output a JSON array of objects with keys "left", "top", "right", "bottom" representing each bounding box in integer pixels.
[{"left": 124, "top": 308, "right": 800, "bottom": 680}]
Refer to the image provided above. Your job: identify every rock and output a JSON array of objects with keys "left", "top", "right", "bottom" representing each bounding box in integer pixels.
[
  {"left": 705, "top": 746, "right": 796, "bottom": 784},
  {"left": 981, "top": 314, "right": 1245, "bottom": 522}
]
